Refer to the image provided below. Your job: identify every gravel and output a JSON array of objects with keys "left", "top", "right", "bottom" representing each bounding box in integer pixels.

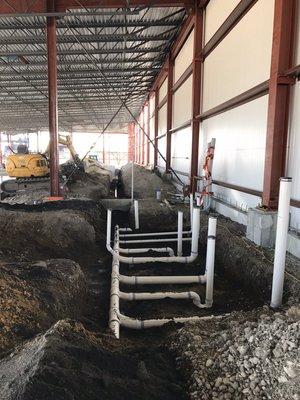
[{"left": 170, "top": 307, "right": 300, "bottom": 400}]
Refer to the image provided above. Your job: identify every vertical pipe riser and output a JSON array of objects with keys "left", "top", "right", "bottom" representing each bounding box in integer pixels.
[
  {"left": 177, "top": 211, "right": 183, "bottom": 256},
  {"left": 134, "top": 200, "right": 139, "bottom": 230},
  {"left": 270, "top": 178, "right": 292, "bottom": 308},
  {"left": 205, "top": 217, "right": 217, "bottom": 307}
]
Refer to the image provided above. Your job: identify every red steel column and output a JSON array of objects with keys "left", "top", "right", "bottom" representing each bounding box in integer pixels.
[
  {"left": 47, "top": 0, "right": 59, "bottom": 196},
  {"left": 128, "top": 123, "right": 134, "bottom": 162},
  {"left": 154, "top": 88, "right": 159, "bottom": 168},
  {"left": 262, "top": 0, "right": 296, "bottom": 208},
  {"left": 141, "top": 108, "right": 145, "bottom": 165},
  {"left": 166, "top": 57, "right": 174, "bottom": 173},
  {"left": 146, "top": 100, "right": 150, "bottom": 165},
  {"left": 137, "top": 115, "right": 141, "bottom": 164},
  {"left": 190, "top": 4, "right": 203, "bottom": 191}
]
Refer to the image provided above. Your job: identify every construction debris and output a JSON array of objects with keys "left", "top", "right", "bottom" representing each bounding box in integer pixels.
[{"left": 170, "top": 307, "right": 300, "bottom": 400}]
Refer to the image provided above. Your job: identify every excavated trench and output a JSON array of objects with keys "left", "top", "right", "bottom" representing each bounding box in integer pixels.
[{"left": 0, "top": 187, "right": 299, "bottom": 399}]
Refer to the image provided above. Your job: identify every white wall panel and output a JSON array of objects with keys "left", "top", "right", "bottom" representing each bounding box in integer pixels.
[
  {"left": 287, "top": 81, "right": 300, "bottom": 229},
  {"left": 172, "top": 75, "right": 192, "bottom": 127},
  {"left": 157, "top": 135, "right": 166, "bottom": 170},
  {"left": 295, "top": 2, "right": 300, "bottom": 65},
  {"left": 204, "top": 0, "right": 240, "bottom": 44},
  {"left": 174, "top": 30, "right": 194, "bottom": 82},
  {"left": 158, "top": 78, "right": 167, "bottom": 103},
  {"left": 199, "top": 96, "right": 268, "bottom": 215},
  {"left": 149, "top": 115, "right": 155, "bottom": 166},
  {"left": 171, "top": 126, "right": 192, "bottom": 176},
  {"left": 149, "top": 94, "right": 155, "bottom": 117},
  {"left": 158, "top": 103, "right": 167, "bottom": 137},
  {"left": 202, "top": 0, "right": 274, "bottom": 111}
]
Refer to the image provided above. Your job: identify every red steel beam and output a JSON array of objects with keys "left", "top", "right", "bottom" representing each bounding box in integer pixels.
[
  {"left": 190, "top": 5, "right": 203, "bottom": 191},
  {"left": 170, "top": 14, "right": 195, "bottom": 60},
  {"left": 154, "top": 88, "right": 159, "bottom": 168},
  {"left": 47, "top": 0, "right": 60, "bottom": 197},
  {"left": 166, "top": 57, "right": 174, "bottom": 172},
  {"left": 0, "top": 0, "right": 195, "bottom": 14},
  {"left": 262, "top": 0, "right": 296, "bottom": 209}
]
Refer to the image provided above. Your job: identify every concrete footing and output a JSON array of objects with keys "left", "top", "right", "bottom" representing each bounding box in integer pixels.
[{"left": 246, "top": 207, "right": 278, "bottom": 248}]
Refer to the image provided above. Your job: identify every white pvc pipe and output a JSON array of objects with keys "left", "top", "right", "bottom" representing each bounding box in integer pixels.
[
  {"left": 109, "top": 230, "right": 120, "bottom": 339},
  {"left": 119, "top": 230, "right": 191, "bottom": 238},
  {"left": 106, "top": 208, "right": 112, "bottom": 249},
  {"left": 119, "top": 274, "right": 206, "bottom": 285},
  {"left": 119, "top": 290, "right": 205, "bottom": 308},
  {"left": 205, "top": 216, "right": 217, "bottom": 307},
  {"left": 270, "top": 177, "right": 292, "bottom": 308},
  {"left": 119, "top": 247, "right": 174, "bottom": 256},
  {"left": 131, "top": 160, "right": 134, "bottom": 202},
  {"left": 134, "top": 199, "right": 139, "bottom": 230},
  {"left": 119, "top": 237, "right": 191, "bottom": 244},
  {"left": 119, "top": 227, "right": 132, "bottom": 232},
  {"left": 177, "top": 211, "right": 183, "bottom": 256},
  {"left": 190, "top": 193, "right": 193, "bottom": 226},
  {"left": 118, "top": 312, "right": 227, "bottom": 330},
  {"left": 109, "top": 207, "right": 200, "bottom": 264},
  {"left": 191, "top": 207, "right": 200, "bottom": 256}
]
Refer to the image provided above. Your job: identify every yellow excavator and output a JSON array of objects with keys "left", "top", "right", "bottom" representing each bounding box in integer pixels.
[{"left": 1, "top": 135, "right": 81, "bottom": 198}]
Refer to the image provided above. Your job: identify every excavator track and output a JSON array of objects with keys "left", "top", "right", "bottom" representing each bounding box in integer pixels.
[{"left": 1, "top": 176, "right": 51, "bottom": 199}]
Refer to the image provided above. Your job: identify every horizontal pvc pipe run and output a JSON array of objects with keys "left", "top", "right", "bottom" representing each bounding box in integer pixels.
[
  {"left": 107, "top": 207, "right": 200, "bottom": 264},
  {"left": 118, "top": 312, "right": 227, "bottom": 330},
  {"left": 118, "top": 247, "right": 174, "bottom": 256},
  {"left": 119, "top": 231, "right": 191, "bottom": 238},
  {"left": 119, "top": 274, "right": 206, "bottom": 285},
  {"left": 119, "top": 290, "right": 206, "bottom": 308},
  {"left": 119, "top": 237, "right": 191, "bottom": 244},
  {"left": 119, "top": 227, "right": 132, "bottom": 232}
]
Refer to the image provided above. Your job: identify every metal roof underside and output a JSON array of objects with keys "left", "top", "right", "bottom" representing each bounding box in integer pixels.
[{"left": 0, "top": 6, "right": 187, "bottom": 133}]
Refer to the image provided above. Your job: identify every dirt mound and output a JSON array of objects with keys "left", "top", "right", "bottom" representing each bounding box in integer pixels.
[
  {"left": 0, "top": 319, "right": 187, "bottom": 400},
  {"left": 0, "top": 259, "right": 86, "bottom": 355},
  {"left": 67, "top": 170, "right": 110, "bottom": 201},
  {"left": 0, "top": 208, "right": 96, "bottom": 260},
  {"left": 121, "top": 163, "right": 176, "bottom": 199},
  {"left": 170, "top": 307, "right": 300, "bottom": 400},
  {"left": 129, "top": 199, "right": 191, "bottom": 232}
]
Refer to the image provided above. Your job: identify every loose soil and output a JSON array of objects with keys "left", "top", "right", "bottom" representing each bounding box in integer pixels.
[{"left": 0, "top": 171, "right": 299, "bottom": 399}]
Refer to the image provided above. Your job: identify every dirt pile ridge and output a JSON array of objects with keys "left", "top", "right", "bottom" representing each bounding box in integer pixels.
[
  {"left": 0, "top": 319, "right": 187, "bottom": 400},
  {"left": 0, "top": 208, "right": 96, "bottom": 260},
  {"left": 121, "top": 163, "right": 176, "bottom": 199},
  {"left": 0, "top": 259, "right": 86, "bottom": 355}
]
